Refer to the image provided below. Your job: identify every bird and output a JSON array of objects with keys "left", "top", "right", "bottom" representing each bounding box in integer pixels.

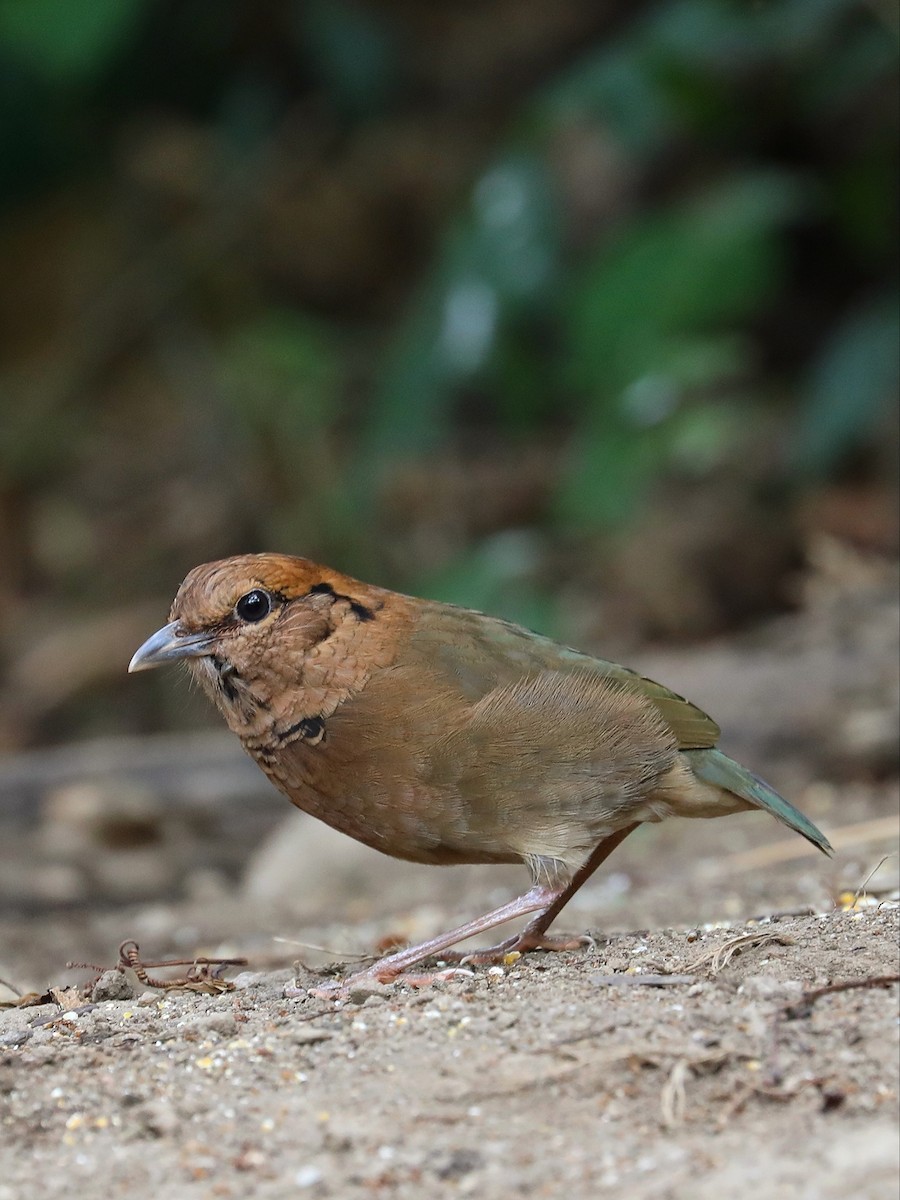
[{"left": 129, "top": 552, "right": 831, "bottom": 990}]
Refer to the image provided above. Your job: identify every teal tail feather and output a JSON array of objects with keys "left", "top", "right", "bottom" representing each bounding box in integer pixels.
[{"left": 686, "top": 748, "right": 833, "bottom": 855}]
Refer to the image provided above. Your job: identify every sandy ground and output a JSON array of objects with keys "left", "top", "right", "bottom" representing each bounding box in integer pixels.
[
  {"left": 0, "top": 894, "right": 897, "bottom": 1199},
  {"left": 0, "top": 553, "right": 898, "bottom": 1198}
]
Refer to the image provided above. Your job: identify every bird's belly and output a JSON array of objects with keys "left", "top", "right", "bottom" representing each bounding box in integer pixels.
[{"left": 256, "top": 751, "right": 520, "bottom": 867}]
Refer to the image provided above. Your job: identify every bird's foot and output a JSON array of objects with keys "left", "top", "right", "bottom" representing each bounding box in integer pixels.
[
  {"left": 282, "top": 883, "right": 591, "bottom": 1001},
  {"left": 441, "top": 930, "right": 595, "bottom": 966},
  {"left": 285, "top": 930, "right": 594, "bottom": 999},
  {"left": 297, "top": 965, "right": 475, "bottom": 1002}
]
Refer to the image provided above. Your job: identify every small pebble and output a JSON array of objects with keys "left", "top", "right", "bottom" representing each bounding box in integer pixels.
[
  {"left": 346, "top": 982, "right": 389, "bottom": 1005},
  {"left": 231, "top": 971, "right": 269, "bottom": 990},
  {"left": 289, "top": 1026, "right": 334, "bottom": 1045},
  {"left": 739, "top": 975, "right": 804, "bottom": 1002},
  {"left": 0, "top": 1028, "right": 31, "bottom": 1048},
  {"left": 181, "top": 1012, "right": 238, "bottom": 1039},
  {"left": 136, "top": 1099, "right": 180, "bottom": 1138},
  {"left": 91, "top": 970, "right": 134, "bottom": 1003}
]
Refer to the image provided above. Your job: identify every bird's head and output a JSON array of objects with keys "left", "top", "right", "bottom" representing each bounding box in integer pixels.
[{"left": 129, "top": 553, "right": 386, "bottom": 727}]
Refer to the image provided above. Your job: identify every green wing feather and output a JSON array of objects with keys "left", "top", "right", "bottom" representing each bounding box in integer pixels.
[
  {"left": 409, "top": 605, "right": 721, "bottom": 750},
  {"left": 581, "top": 657, "right": 720, "bottom": 749}
]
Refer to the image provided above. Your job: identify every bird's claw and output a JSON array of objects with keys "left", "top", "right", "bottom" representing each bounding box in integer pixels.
[{"left": 445, "top": 930, "right": 595, "bottom": 966}]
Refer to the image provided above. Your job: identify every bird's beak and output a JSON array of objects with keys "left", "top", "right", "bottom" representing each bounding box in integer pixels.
[{"left": 128, "top": 621, "right": 217, "bottom": 673}]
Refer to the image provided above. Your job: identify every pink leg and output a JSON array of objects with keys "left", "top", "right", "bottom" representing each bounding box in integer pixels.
[
  {"left": 298, "top": 823, "right": 642, "bottom": 994},
  {"left": 519, "top": 823, "right": 639, "bottom": 942},
  {"left": 297, "top": 885, "right": 562, "bottom": 996},
  {"left": 443, "top": 822, "right": 640, "bottom": 964}
]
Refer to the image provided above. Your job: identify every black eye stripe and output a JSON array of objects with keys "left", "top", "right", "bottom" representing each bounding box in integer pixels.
[{"left": 304, "top": 582, "right": 375, "bottom": 622}]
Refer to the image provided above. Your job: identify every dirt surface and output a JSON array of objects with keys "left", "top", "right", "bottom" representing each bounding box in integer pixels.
[
  {"left": 0, "top": 903, "right": 898, "bottom": 1199},
  {"left": 0, "top": 551, "right": 898, "bottom": 1198}
]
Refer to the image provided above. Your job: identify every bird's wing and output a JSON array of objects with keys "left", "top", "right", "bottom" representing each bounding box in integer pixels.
[
  {"left": 580, "top": 657, "right": 720, "bottom": 749},
  {"left": 407, "top": 603, "right": 721, "bottom": 750}
]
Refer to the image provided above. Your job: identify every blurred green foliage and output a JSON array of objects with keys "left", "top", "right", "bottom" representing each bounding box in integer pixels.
[
  {"left": 0, "top": 0, "right": 897, "bottom": 741},
  {"left": 559, "top": 173, "right": 803, "bottom": 526},
  {"left": 372, "top": 0, "right": 897, "bottom": 525},
  {"left": 0, "top": 0, "right": 146, "bottom": 83},
  {"left": 356, "top": 0, "right": 897, "bottom": 609}
]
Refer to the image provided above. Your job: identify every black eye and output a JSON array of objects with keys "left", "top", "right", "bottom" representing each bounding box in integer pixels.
[{"left": 235, "top": 589, "right": 272, "bottom": 623}]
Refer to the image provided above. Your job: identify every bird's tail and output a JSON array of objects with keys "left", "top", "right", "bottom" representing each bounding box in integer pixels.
[{"left": 686, "top": 748, "right": 833, "bottom": 855}]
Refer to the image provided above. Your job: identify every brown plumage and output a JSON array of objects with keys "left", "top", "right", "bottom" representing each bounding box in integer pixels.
[{"left": 130, "top": 553, "right": 830, "bottom": 989}]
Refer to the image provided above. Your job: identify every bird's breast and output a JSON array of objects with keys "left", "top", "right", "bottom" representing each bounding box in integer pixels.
[{"left": 242, "top": 686, "right": 521, "bottom": 868}]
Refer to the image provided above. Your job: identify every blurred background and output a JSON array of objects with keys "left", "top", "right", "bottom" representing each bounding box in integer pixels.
[{"left": 0, "top": 0, "right": 897, "bottom": 956}]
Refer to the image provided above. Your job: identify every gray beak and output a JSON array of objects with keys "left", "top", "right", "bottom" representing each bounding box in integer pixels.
[{"left": 128, "top": 621, "right": 216, "bottom": 673}]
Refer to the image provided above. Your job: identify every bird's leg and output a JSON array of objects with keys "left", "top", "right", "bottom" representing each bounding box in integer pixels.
[
  {"left": 303, "top": 823, "right": 641, "bottom": 994},
  {"left": 301, "top": 885, "right": 564, "bottom": 996},
  {"left": 444, "top": 822, "right": 641, "bottom": 964}
]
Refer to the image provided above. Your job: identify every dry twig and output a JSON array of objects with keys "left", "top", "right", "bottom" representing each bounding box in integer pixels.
[
  {"left": 117, "top": 940, "right": 248, "bottom": 993},
  {"left": 590, "top": 973, "right": 696, "bottom": 987},
  {"left": 716, "top": 1076, "right": 827, "bottom": 1129},
  {"left": 660, "top": 1058, "right": 690, "bottom": 1128},
  {"left": 272, "top": 935, "right": 371, "bottom": 962},
  {"left": 0, "top": 975, "right": 23, "bottom": 1003},
  {"left": 685, "top": 930, "right": 796, "bottom": 976},
  {"left": 852, "top": 853, "right": 897, "bottom": 907},
  {"left": 783, "top": 974, "right": 900, "bottom": 1020}
]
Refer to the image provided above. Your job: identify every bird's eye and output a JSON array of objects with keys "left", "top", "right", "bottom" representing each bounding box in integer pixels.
[{"left": 235, "top": 589, "right": 272, "bottom": 623}]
